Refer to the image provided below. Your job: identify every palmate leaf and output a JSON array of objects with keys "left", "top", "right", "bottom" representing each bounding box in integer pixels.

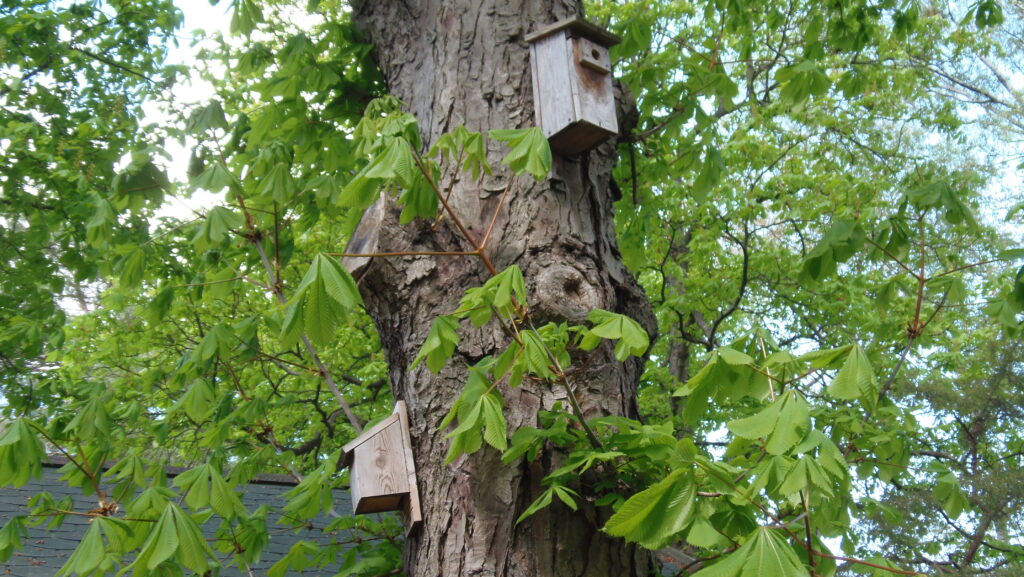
[
  {"left": 56, "top": 521, "right": 105, "bottom": 577},
  {"left": 775, "top": 59, "right": 831, "bottom": 106},
  {"left": 0, "top": 517, "right": 26, "bottom": 563},
  {"left": 55, "top": 519, "right": 129, "bottom": 577},
  {"left": 193, "top": 206, "right": 244, "bottom": 252},
  {"left": 828, "top": 343, "right": 877, "bottom": 410},
  {"left": 0, "top": 419, "right": 45, "bottom": 486},
  {"left": 454, "top": 266, "right": 528, "bottom": 325},
  {"left": 172, "top": 464, "right": 247, "bottom": 521},
  {"left": 777, "top": 456, "right": 836, "bottom": 499},
  {"left": 363, "top": 136, "right": 418, "bottom": 188},
  {"left": 118, "top": 247, "right": 147, "bottom": 288},
  {"left": 603, "top": 469, "right": 697, "bottom": 549},
  {"left": 259, "top": 162, "right": 297, "bottom": 203},
  {"left": 283, "top": 462, "right": 334, "bottom": 521},
  {"left": 692, "top": 147, "right": 723, "bottom": 202},
  {"left": 690, "top": 527, "right": 809, "bottom": 577},
  {"left": 130, "top": 503, "right": 217, "bottom": 576},
  {"left": 480, "top": 393, "right": 508, "bottom": 451},
  {"left": 800, "top": 219, "right": 864, "bottom": 284},
  {"left": 429, "top": 126, "right": 491, "bottom": 179},
  {"left": 398, "top": 168, "right": 440, "bottom": 223},
  {"left": 675, "top": 348, "right": 769, "bottom": 425},
  {"left": 412, "top": 315, "right": 461, "bottom": 373},
  {"left": 727, "top": 390, "right": 810, "bottom": 455},
  {"left": 283, "top": 254, "right": 363, "bottom": 348},
  {"left": 439, "top": 363, "right": 498, "bottom": 462},
  {"left": 185, "top": 100, "right": 229, "bottom": 134},
  {"left": 191, "top": 162, "right": 237, "bottom": 194},
  {"left": 490, "top": 127, "right": 552, "bottom": 180},
  {"left": 268, "top": 541, "right": 321, "bottom": 577},
  {"left": 585, "top": 309, "right": 650, "bottom": 361},
  {"left": 172, "top": 379, "right": 217, "bottom": 422}
]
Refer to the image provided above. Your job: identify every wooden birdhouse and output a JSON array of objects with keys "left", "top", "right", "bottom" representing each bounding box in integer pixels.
[
  {"left": 526, "top": 17, "right": 621, "bottom": 157},
  {"left": 342, "top": 401, "right": 422, "bottom": 528}
]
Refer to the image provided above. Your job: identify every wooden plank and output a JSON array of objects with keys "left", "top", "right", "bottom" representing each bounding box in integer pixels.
[
  {"left": 571, "top": 37, "right": 616, "bottom": 134},
  {"left": 342, "top": 412, "right": 400, "bottom": 461},
  {"left": 395, "top": 401, "right": 423, "bottom": 531},
  {"left": 351, "top": 419, "right": 409, "bottom": 514},
  {"left": 524, "top": 16, "right": 620, "bottom": 47},
  {"left": 532, "top": 33, "right": 576, "bottom": 140}
]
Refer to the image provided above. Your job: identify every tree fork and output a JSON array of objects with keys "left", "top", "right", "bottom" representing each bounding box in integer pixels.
[{"left": 349, "top": 0, "right": 655, "bottom": 575}]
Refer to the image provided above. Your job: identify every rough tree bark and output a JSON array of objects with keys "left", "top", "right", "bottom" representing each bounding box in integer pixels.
[{"left": 348, "top": 1, "right": 655, "bottom": 575}]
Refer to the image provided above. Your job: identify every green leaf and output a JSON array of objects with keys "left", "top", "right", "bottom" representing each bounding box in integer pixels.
[
  {"left": 800, "top": 219, "right": 864, "bottom": 283},
  {"left": 516, "top": 487, "right": 555, "bottom": 525},
  {"left": 172, "top": 504, "right": 217, "bottom": 574},
  {"left": 398, "top": 169, "right": 440, "bottom": 223},
  {"left": 173, "top": 379, "right": 217, "bottom": 422},
  {"left": 690, "top": 527, "right": 809, "bottom": 577},
  {"left": 603, "top": 469, "right": 697, "bottom": 549},
  {"left": 728, "top": 390, "right": 810, "bottom": 455},
  {"left": 828, "top": 343, "right": 877, "bottom": 410},
  {"left": 775, "top": 59, "right": 831, "bottom": 106},
  {"left": 119, "top": 247, "right": 147, "bottom": 288},
  {"left": 191, "top": 162, "right": 236, "bottom": 194},
  {"left": 194, "top": 206, "right": 244, "bottom": 252},
  {"left": 554, "top": 486, "right": 580, "bottom": 511},
  {"left": 259, "top": 162, "right": 297, "bottom": 203},
  {"left": 586, "top": 309, "right": 650, "bottom": 360},
  {"left": 490, "top": 127, "right": 552, "bottom": 180},
  {"left": 521, "top": 330, "right": 554, "bottom": 378},
  {"left": 692, "top": 147, "right": 723, "bottom": 202},
  {"left": 931, "top": 465, "right": 969, "bottom": 518},
  {"left": 134, "top": 504, "right": 180, "bottom": 572},
  {"left": 718, "top": 347, "right": 755, "bottom": 365},
  {"left": 0, "top": 420, "right": 45, "bottom": 486},
  {"left": 231, "top": 0, "right": 264, "bottom": 35},
  {"left": 0, "top": 517, "right": 26, "bottom": 563},
  {"left": 480, "top": 393, "right": 508, "bottom": 451},
  {"left": 364, "top": 137, "right": 418, "bottom": 188},
  {"left": 288, "top": 254, "right": 363, "bottom": 348},
  {"left": 777, "top": 456, "right": 836, "bottom": 498},
  {"left": 56, "top": 521, "right": 105, "bottom": 576},
  {"left": 412, "top": 315, "right": 460, "bottom": 373},
  {"left": 798, "top": 345, "right": 853, "bottom": 369},
  {"left": 268, "top": 541, "right": 320, "bottom": 577},
  {"left": 186, "top": 101, "right": 229, "bottom": 133}
]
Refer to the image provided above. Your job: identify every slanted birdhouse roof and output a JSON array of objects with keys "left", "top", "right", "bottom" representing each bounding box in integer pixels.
[{"left": 525, "top": 16, "right": 620, "bottom": 46}]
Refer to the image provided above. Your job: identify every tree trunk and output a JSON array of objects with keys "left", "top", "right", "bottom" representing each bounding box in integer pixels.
[{"left": 348, "top": 1, "right": 654, "bottom": 575}]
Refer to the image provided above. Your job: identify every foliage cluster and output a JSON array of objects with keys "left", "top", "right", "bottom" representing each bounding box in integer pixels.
[{"left": 0, "top": 0, "right": 1023, "bottom": 576}]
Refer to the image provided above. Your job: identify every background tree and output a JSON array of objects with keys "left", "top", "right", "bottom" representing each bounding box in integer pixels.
[{"left": 1, "top": 0, "right": 1022, "bottom": 576}]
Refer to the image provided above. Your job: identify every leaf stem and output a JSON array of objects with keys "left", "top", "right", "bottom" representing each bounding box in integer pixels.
[
  {"left": 327, "top": 250, "right": 478, "bottom": 258},
  {"left": 409, "top": 145, "right": 498, "bottom": 275},
  {"left": 233, "top": 191, "right": 363, "bottom": 433}
]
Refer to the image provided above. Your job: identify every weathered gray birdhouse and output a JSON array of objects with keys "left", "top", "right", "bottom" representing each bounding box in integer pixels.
[
  {"left": 526, "top": 17, "right": 620, "bottom": 157},
  {"left": 342, "top": 401, "right": 422, "bottom": 528}
]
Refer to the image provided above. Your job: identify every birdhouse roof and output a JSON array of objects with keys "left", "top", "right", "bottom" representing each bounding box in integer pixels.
[
  {"left": 341, "top": 411, "right": 403, "bottom": 466},
  {"left": 525, "top": 16, "right": 620, "bottom": 46}
]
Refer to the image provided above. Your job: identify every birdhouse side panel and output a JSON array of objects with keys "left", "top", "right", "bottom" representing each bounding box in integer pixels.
[
  {"left": 350, "top": 421, "right": 410, "bottom": 515},
  {"left": 568, "top": 36, "right": 617, "bottom": 136},
  {"left": 530, "top": 33, "right": 576, "bottom": 140}
]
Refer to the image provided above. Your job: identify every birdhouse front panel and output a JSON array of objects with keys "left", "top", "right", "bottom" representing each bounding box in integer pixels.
[
  {"left": 342, "top": 401, "right": 422, "bottom": 530},
  {"left": 349, "top": 418, "right": 409, "bottom": 514},
  {"left": 527, "top": 18, "right": 620, "bottom": 157}
]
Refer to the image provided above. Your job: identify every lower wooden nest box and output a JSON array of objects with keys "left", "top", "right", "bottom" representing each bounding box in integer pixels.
[{"left": 342, "top": 401, "right": 422, "bottom": 529}]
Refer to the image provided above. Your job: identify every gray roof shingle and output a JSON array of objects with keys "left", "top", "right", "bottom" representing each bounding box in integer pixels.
[{"left": 1, "top": 464, "right": 357, "bottom": 577}]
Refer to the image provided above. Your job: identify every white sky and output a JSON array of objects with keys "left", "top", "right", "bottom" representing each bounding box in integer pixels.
[{"left": 149, "top": 0, "right": 234, "bottom": 220}]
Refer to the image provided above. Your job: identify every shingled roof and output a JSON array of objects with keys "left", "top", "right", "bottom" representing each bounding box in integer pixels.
[{"left": 0, "top": 461, "right": 355, "bottom": 576}]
